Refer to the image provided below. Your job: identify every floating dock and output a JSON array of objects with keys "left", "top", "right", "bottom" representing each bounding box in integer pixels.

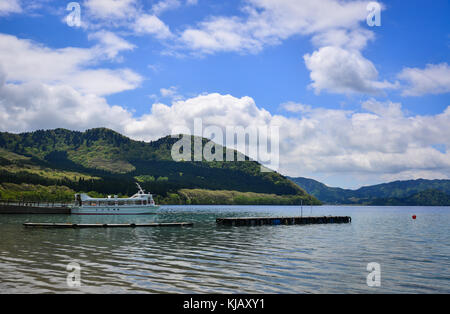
[
  {"left": 216, "top": 216, "right": 351, "bottom": 226},
  {"left": 23, "top": 222, "right": 193, "bottom": 228}
]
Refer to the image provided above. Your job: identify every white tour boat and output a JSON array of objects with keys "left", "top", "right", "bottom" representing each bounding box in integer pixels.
[{"left": 71, "top": 183, "right": 159, "bottom": 215}]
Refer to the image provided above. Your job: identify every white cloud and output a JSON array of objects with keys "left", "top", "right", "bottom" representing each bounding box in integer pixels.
[
  {"left": 180, "top": 16, "right": 264, "bottom": 54},
  {"left": 83, "top": 0, "right": 138, "bottom": 20},
  {"left": 281, "top": 102, "right": 312, "bottom": 113},
  {"left": 159, "top": 86, "right": 182, "bottom": 101},
  {"left": 311, "top": 28, "right": 374, "bottom": 51},
  {"left": 0, "top": 79, "right": 132, "bottom": 133},
  {"left": 304, "top": 46, "right": 398, "bottom": 95},
  {"left": 276, "top": 99, "right": 450, "bottom": 184},
  {"left": 123, "top": 93, "right": 273, "bottom": 141},
  {"left": 88, "top": 30, "right": 136, "bottom": 60},
  {"left": 78, "top": 1, "right": 395, "bottom": 97},
  {"left": 2, "top": 76, "right": 449, "bottom": 187},
  {"left": 133, "top": 14, "right": 172, "bottom": 38},
  {"left": 152, "top": 0, "right": 197, "bottom": 15},
  {"left": 64, "top": 68, "right": 142, "bottom": 96},
  {"left": 0, "top": 32, "right": 142, "bottom": 95},
  {"left": 175, "top": 0, "right": 396, "bottom": 96},
  {"left": 82, "top": 0, "right": 174, "bottom": 40},
  {"left": 152, "top": 0, "right": 181, "bottom": 15},
  {"left": 178, "top": 0, "right": 370, "bottom": 54},
  {"left": 398, "top": 63, "right": 450, "bottom": 96},
  {"left": 0, "top": 0, "right": 22, "bottom": 16}
]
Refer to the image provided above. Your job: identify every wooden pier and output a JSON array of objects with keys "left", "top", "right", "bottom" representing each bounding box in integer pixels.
[
  {"left": 216, "top": 216, "right": 351, "bottom": 226},
  {"left": 23, "top": 222, "right": 193, "bottom": 228}
]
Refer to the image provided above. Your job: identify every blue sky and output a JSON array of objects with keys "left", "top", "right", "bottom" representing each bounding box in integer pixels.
[{"left": 0, "top": 0, "right": 449, "bottom": 188}]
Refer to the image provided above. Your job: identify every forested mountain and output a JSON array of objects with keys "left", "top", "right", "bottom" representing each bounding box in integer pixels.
[
  {"left": 0, "top": 128, "right": 320, "bottom": 205},
  {"left": 289, "top": 177, "right": 450, "bottom": 206},
  {"left": 369, "top": 189, "right": 450, "bottom": 206},
  {"left": 287, "top": 177, "right": 353, "bottom": 204}
]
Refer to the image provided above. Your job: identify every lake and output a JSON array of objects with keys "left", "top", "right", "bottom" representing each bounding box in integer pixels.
[{"left": 0, "top": 205, "right": 449, "bottom": 293}]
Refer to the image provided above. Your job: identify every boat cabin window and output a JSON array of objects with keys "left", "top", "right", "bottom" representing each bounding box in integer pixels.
[{"left": 82, "top": 197, "right": 150, "bottom": 207}]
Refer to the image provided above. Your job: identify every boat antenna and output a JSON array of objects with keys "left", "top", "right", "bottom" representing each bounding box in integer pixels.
[{"left": 136, "top": 182, "right": 145, "bottom": 194}]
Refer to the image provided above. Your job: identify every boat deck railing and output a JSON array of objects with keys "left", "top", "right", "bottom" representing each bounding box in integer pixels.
[{"left": 0, "top": 200, "right": 73, "bottom": 208}]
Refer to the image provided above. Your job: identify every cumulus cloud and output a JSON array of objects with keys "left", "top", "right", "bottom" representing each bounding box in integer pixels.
[
  {"left": 1, "top": 73, "right": 449, "bottom": 186},
  {"left": 88, "top": 30, "right": 136, "bottom": 60},
  {"left": 133, "top": 14, "right": 173, "bottom": 38},
  {"left": 125, "top": 93, "right": 272, "bottom": 140},
  {"left": 0, "top": 33, "right": 142, "bottom": 96},
  {"left": 180, "top": 16, "right": 265, "bottom": 54},
  {"left": 80, "top": 1, "right": 395, "bottom": 96},
  {"left": 304, "top": 46, "right": 398, "bottom": 95},
  {"left": 311, "top": 28, "right": 374, "bottom": 51},
  {"left": 0, "top": 79, "right": 132, "bottom": 133},
  {"left": 151, "top": 0, "right": 197, "bottom": 15},
  {"left": 398, "top": 63, "right": 450, "bottom": 96},
  {"left": 152, "top": 0, "right": 181, "bottom": 15},
  {"left": 281, "top": 102, "right": 312, "bottom": 113},
  {"left": 158, "top": 86, "right": 183, "bottom": 101},
  {"left": 178, "top": 0, "right": 369, "bottom": 54},
  {"left": 83, "top": 0, "right": 138, "bottom": 20},
  {"left": 276, "top": 99, "right": 450, "bottom": 184},
  {"left": 173, "top": 0, "right": 399, "bottom": 96},
  {"left": 82, "top": 0, "right": 174, "bottom": 40},
  {"left": 0, "top": 0, "right": 22, "bottom": 16},
  {"left": 78, "top": 0, "right": 375, "bottom": 58}
]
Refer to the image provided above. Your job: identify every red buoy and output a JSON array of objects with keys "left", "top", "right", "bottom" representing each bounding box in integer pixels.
[{"left": 412, "top": 215, "right": 417, "bottom": 220}]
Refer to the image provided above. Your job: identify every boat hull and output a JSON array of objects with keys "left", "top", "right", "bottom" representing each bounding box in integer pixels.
[{"left": 70, "top": 205, "right": 160, "bottom": 215}]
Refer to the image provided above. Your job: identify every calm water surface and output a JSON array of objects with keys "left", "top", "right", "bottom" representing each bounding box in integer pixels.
[{"left": 0, "top": 205, "right": 449, "bottom": 293}]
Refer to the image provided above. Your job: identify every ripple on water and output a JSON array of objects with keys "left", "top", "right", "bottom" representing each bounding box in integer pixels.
[{"left": 1, "top": 205, "right": 449, "bottom": 293}]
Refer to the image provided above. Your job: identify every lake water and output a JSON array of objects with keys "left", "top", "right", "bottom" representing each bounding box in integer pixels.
[{"left": 0, "top": 205, "right": 449, "bottom": 294}]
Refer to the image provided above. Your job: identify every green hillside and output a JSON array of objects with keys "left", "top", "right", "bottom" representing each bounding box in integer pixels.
[
  {"left": 289, "top": 177, "right": 450, "bottom": 206},
  {"left": 0, "top": 128, "right": 320, "bottom": 205}
]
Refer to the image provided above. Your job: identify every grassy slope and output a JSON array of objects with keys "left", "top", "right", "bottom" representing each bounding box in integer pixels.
[
  {"left": 0, "top": 183, "right": 75, "bottom": 202},
  {"left": 0, "top": 148, "right": 98, "bottom": 181},
  {"left": 160, "top": 189, "right": 321, "bottom": 205}
]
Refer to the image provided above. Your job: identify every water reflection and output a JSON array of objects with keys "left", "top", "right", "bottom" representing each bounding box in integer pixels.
[{"left": 1, "top": 206, "right": 449, "bottom": 293}]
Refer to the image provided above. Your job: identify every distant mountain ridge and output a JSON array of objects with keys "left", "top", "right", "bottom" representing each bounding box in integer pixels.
[
  {"left": 289, "top": 177, "right": 450, "bottom": 206},
  {"left": 0, "top": 128, "right": 320, "bottom": 205}
]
